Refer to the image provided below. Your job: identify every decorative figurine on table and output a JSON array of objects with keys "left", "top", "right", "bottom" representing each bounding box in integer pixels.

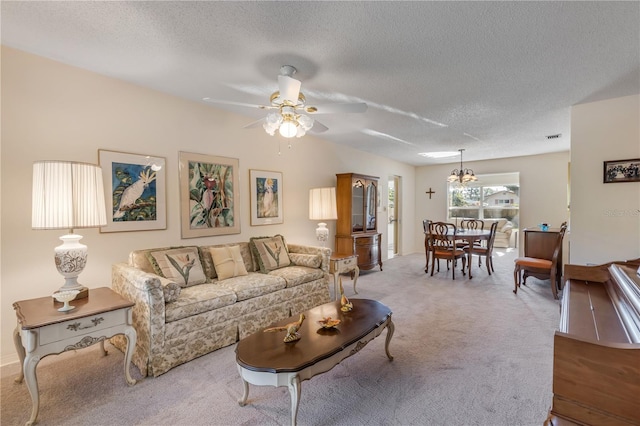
[
  {"left": 339, "top": 278, "right": 353, "bottom": 312},
  {"left": 264, "top": 313, "right": 305, "bottom": 342},
  {"left": 318, "top": 317, "right": 341, "bottom": 328}
]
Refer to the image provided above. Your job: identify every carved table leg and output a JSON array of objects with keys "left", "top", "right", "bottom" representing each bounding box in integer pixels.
[
  {"left": 123, "top": 326, "right": 137, "bottom": 386},
  {"left": 385, "top": 319, "right": 395, "bottom": 361},
  {"left": 100, "top": 339, "right": 108, "bottom": 356},
  {"left": 352, "top": 265, "right": 360, "bottom": 294},
  {"left": 238, "top": 378, "right": 249, "bottom": 407},
  {"left": 13, "top": 326, "right": 25, "bottom": 384},
  {"left": 23, "top": 353, "right": 41, "bottom": 426},
  {"left": 332, "top": 272, "right": 340, "bottom": 301},
  {"left": 288, "top": 374, "right": 301, "bottom": 426}
]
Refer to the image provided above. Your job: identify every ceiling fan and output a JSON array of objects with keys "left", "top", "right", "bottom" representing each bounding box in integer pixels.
[{"left": 203, "top": 65, "right": 368, "bottom": 138}]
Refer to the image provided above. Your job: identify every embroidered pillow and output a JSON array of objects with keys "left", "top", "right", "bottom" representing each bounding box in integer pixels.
[
  {"left": 148, "top": 247, "right": 207, "bottom": 288},
  {"left": 209, "top": 245, "right": 248, "bottom": 281},
  {"left": 250, "top": 235, "right": 292, "bottom": 273}
]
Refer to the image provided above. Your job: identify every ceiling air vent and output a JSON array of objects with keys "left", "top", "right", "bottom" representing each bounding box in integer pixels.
[{"left": 546, "top": 133, "right": 562, "bottom": 140}]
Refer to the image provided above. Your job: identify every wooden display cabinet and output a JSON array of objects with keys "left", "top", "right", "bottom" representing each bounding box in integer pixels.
[{"left": 335, "top": 173, "right": 383, "bottom": 271}]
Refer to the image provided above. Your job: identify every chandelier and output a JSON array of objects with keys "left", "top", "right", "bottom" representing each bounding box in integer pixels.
[
  {"left": 263, "top": 92, "right": 314, "bottom": 138},
  {"left": 447, "top": 149, "right": 478, "bottom": 184}
]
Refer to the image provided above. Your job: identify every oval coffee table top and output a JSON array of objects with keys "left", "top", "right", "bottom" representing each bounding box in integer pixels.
[{"left": 236, "top": 298, "right": 392, "bottom": 373}]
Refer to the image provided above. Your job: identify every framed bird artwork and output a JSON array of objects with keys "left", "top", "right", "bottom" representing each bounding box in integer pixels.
[
  {"left": 249, "top": 169, "right": 284, "bottom": 226},
  {"left": 99, "top": 150, "right": 167, "bottom": 233},
  {"left": 179, "top": 152, "right": 241, "bottom": 238}
]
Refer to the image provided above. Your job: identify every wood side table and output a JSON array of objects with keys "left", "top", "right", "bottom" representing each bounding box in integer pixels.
[
  {"left": 329, "top": 253, "right": 359, "bottom": 300},
  {"left": 12, "top": 287, "right": 137, "bottom": 426}
]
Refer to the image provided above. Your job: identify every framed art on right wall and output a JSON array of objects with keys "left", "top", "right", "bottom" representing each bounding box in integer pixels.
[{"left": 603, "top": 158, "right": 640, "bottom": 183}]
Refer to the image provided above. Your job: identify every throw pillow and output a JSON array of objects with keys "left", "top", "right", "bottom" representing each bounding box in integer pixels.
[
  {"left": 209, "top": 245, "right": 248, "bottom": 281},
  {"left": 250, "top": 235, "right": 292, "bottom": 273},
  {"left": 148, "top": 247, "right": 207, "bottom": 288}
]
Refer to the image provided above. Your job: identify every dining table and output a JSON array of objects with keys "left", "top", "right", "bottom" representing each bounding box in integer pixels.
[{"left": 451, "top": 228, "right": 491, "bottom": 279}]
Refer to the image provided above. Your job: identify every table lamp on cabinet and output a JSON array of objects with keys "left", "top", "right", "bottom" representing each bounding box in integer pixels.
[
  {"left": 309, "top": 187, "right": 337, "bottom": 247},
  {"left": 32, "top": 160, "right": 107, "bottom": 298}
]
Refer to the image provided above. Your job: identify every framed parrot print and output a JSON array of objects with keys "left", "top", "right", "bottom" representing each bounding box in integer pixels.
[
  {"left": 249, "top": 169, "right": 284, "bottom": 226},
  {"left": 98, "top": 150, "right": 167, "bottom": 232},
  {"left": 179, "top": 152, "right": 241, "bottom": 238}
]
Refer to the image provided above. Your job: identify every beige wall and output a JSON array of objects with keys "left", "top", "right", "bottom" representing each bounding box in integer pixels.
[
  {"left": 415, "top": 151, "right": 571, "bottom": 253},
  {"left": 0, "top": 47, "right": 415, "bottom": 364},
  {"left": 570, "top": 94, "right": 640, "bottom": 265}
]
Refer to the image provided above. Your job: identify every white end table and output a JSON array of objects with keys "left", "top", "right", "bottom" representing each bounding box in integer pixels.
[
  {"left": 12, "top": 287, "right": 137, "bottom": 426},
  {"left": 329, "top": 253, "right": 359, "bottom": 300}
]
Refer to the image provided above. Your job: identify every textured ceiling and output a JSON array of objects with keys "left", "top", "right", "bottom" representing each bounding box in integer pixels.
[{"left": 2, "top": 1, "right": 639, "bottom": 166}]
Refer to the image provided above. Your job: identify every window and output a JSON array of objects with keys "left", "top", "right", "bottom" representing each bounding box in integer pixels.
[{"left": 448, "top": 173, "right": 519, "bottom": 228}]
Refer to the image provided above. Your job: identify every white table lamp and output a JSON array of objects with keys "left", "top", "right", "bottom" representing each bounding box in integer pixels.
[
  {"left": 32, "top": 161, "right": 107, "bottom": 296},
  {"left": 309, "top": 187, "right": 337, "bottom": 246}
]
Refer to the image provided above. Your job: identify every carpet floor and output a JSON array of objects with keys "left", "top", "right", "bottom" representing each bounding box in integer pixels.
[{"left": 1, "top": 248, "right": 561, "bottom": 426}]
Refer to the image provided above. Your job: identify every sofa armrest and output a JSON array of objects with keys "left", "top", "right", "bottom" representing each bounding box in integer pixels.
[
  {"left": 501, "top": 222, "right": 514, "bottom": 236},
  {"left": 287, "top": 244, "right": 331, "bottom": 279},
  {"left": 111, "top": 262, "right": 167, "bottom": 376}
]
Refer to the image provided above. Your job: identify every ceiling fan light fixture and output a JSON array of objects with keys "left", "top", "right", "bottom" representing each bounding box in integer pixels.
[
  {"left": 279, "top": 120, "right": 298, "bottom": 138},
  {"left": 297, "top": 114, "right": 313, "bottom": 130}
]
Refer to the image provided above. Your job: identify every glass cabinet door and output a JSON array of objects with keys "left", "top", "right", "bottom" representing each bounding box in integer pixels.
[
  {"left": 365, "top": 181, "right": 377, "bottom": 231},
  {"left": 352, "top": 179, "right": 365, "bottom": 232}
]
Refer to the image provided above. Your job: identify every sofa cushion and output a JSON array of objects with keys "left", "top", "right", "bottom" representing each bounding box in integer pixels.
[
  {"left": 209, "top": 245, "right": 248, "bottom": 281},
  {"left": 268, "top": 265, "right": 325, "bottom": 288},
  {"left": 165, "top": 283, "right": 237, "bottom": 323},
  {"left": 217, "top": 272, "right": 286, "bottom": 301},
  {"left": 148, "top": 247, "right": 207, "bottom": 288},
  {"left": 199, "top": 242, "right": 254, "bottom": 279},
  {"left": 250, "top": 235, "right": 292, "bottom": 273}
]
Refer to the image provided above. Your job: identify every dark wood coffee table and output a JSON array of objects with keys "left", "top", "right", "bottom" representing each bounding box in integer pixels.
[{"left": 235, "top": 298, "right": 394, "bottom": 426}]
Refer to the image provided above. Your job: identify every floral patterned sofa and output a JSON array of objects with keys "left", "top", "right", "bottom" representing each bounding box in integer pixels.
[
  {"left": 480, "top": 218, "right": 514, "bottom": 247},
  {"left": 111, "top": 235, "right": 330, "bottom": 377}
]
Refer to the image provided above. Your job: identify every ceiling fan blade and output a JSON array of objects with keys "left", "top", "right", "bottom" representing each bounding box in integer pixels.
[
  {"left": 310, "top": 120, "right": 329, "bottom": 133},
  {"left": 278, "top": 75, "right": 301, "bottom": 103},
  {"left": 243, "top": 118, "right": 265, "bottom": 129},
  {"left": 304, "top": 102, "right": 368, "bottom": 114},
  {"left": 203, "top": 97, "right": 272, "bottom": 110}
]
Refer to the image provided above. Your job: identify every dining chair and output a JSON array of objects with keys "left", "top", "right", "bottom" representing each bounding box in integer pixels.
[
  {"left": 460, "top": 219, "right": 484, "bottom": 230},
  {"left": 423, "top": 219, "right": 433, "bottom": 273},
  {"left": 464, "top": 221, "right": 498, "bottom": 275},
  {"left": 456, "top": 219, "right": 485, "bottom": 249},
  {"left": 513, "top": 225, "right": 567, "bottom": 299},
  {"left": 429, "top": 221, "right": 466, "bottom": 279}
]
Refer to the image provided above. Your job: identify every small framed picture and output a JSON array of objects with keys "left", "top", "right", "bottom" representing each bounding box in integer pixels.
[
  {"left": 98, "top": 150, "right": 166, "bottom": 233},
  {"left": 250, "top": 169, "right": 284, "bottom": 226},
  {"left": 603, "top": 158, "right": 640, "bottom": 183},
  {"left": 179, "top": 152, "right": 241, "bottom": 238}
]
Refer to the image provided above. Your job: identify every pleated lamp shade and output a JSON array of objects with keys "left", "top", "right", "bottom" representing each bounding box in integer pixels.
[
  {"left": 32, "top": 160, "right": 107, "bottom": 295},
  {"left": 309, "top": 187, "right": 337, "bottom": 244},
  {"left": 32, "top": 161, "right": 107, "bottom": 230}
]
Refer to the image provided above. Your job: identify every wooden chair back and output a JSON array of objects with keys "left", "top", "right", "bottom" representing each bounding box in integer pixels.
[
  {"left": 514, "top": 224, "right": 567, "bottom": 298},
  {"left": 429, "top": 222, "right": 466, "bottom": 279},
  {"left": 423, "top": 219, "right": 433, "bottom": 272},
  {"left": 460, "top": 219, "right": 484, "bottom": 231}
]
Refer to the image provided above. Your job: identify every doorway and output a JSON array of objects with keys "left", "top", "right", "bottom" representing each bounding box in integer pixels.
[{"left": 387, "top": 175, "right": 401, "bottom": 259}]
